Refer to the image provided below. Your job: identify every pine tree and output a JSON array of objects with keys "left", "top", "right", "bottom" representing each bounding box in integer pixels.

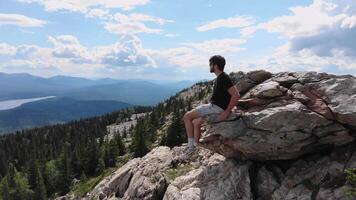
[
  {"left": 34, "top": 163, "right": 47, "bottom": 200},
  {"left": 0, "top": 150, "right": 7, "bottom": 177},
  {"left": 0, "top": 176, "right": 11, "bottom": 200},
  {"left": 131, "top": 120, "right": 149, "bottom": 158},
  {"left": 43, "top": 160, "right": 58, "bottom": 197},
  {"left": 114, "top": 134, "right": 125, "bottom": 156},
  {"left": 28, "top": 159, "right": 37, "bottom": 190},
  {"left": 5, "top": 163, "right": 33, "bottom": 200},
  {"left": 122, "top": 127, "right": 127, "bottom": 138},
  {"left": 164, "top": 109, "right": 185, "bottom": 148},
  {"left": 56, "top": 142, "right": 73, "bottom": 194},
  {"left": 96, "top": 157, "right": 105, "bottom": 175},
  {"left": 109, "top": 140, "right": 118, "bottom": 166},
  {"left": 79, "top": 170, "right": 87, "bottom": 182}
]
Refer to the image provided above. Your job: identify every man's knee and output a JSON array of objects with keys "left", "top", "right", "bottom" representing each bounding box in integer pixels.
[
  {"left": 183, "top": 110, "right": 199, "bottom": 121},
  {"left": 183, "top": 111, "right": 191, "bottom": 122},
  {"left": 192, "top": 118, "right": 203, "bottom": 127}
]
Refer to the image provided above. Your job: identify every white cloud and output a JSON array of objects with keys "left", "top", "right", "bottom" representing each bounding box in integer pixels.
[
  {"left": 148, "top": 38, "right": 246, "bottom": 70},
  {"left": 182, "top": 38, "right": 246, "bottom": 54},
  {"left": 240, "top": 26, "right": 258, "bottom": 38},
  {"left": 258, "top": 0, "right": 356, "bottom": 58},
  {"left": 85, "top": 8, "right": 111, "bottom": 20},
  {"left": 258, "top": 0, "right": 341, "bottom": 38},
  {"left": 17, "top": 0, "right": 172, "bottom": 35},
  {"left": 103, "top": 12, "right": 173, "bottom": 35},
  {"left": 48, "top": 35, "right": 96, "bottom": 63},
  {"left": 97, "top": 34, "right": 156, "bottom": 67},
  {"left": 0, "top": 43, "right": 16, "bottom": 55},
  {"left": 196, "top": 15, "right": 255, "bottom": 32},
  {"left": 18, "top": 0, "right": 150, "bottom": 12},
  {"left": 148, "top": 47, "right": 203, "bottom": 69},
  {"left": 14, "top": 45, "right": 39, "bottom": 59},
  {"left": 233, "top": 42, "right": 356, "bottom": 75},
  {"left": 0, "top": 13, "right": 47, "bottom": 27},
  {"left": 104, "top": 21, "right": 162, "bottom": 35},
  {"left": 222, "top": 0, "right": 356, "bottom": 76},
  {"left": 114, "top": 13, "right": 173, "bottom": 25},
  {"left": 0, "top": 34, "right": 156, "bottom": 78}
]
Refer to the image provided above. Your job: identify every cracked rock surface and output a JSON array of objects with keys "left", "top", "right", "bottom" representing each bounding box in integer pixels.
[{"left": 201, "top": 71, "right": 355, "bottom": 161}]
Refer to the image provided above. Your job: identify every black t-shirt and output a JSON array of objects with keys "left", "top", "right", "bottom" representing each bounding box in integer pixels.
[{"left": 209, "top": 72, "right": 234, "bottom": 110}]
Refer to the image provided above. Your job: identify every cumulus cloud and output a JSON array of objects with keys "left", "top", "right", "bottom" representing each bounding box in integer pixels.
[
  {"left": 113, "top": 13, "right": 173, "bottom": 25},
  {"left": 148, "top": 38, "right": 246, "bottom": 70},
  {"left": 17, "top": 0, "right": 172, "bottom": 35},
  {"left": 47, "top": 34, "right": 156, "bottom": 67},
  {"left": 258, "top": 0, "right": 356, "bottom": 58},
  {"left": 18, "top": 0, "right": 150, "bottom": 12},
  {"left": 97, "top": 34, "right": 156, "bottom": 67},
  {"left": 14, "top": 45, "right": 39, "bottom": 59},
  {"left": 219, "top": 0, "right": 356, "bottom": 76},
  {"left": 85, "top": 8, "right": 111, "bottom": 20},
  {"left": 232, "top": 43, "right": 356, "bottom": 75},
  {"left": 0, "top": 13, "right": 47, "bottom": 27},
  {"left": 196, "top": 15, "right": 255, "bottom": 32},
  {"left": 0, "top": 43, "right": 16, "bottom": 55},
  {"left": 0, "top": 34, "right": 156, "bottom": 78},
  {"left": 104, "top": 21, "right": 162, "bottom": 35},
  {"left": 103, "top": 12, "right": 173, "bottom": 35},
  {"left": 48, "top": 35, "right": 95, "bottom": 64}
]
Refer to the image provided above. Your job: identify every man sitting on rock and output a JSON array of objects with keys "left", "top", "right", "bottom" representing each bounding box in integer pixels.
[{"left": 183, "top": 55, "right": 240, "bottom": 153}]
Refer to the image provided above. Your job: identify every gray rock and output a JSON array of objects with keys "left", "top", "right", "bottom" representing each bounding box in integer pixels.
[
  {"left": 234, "top": 70, "right": 272, "bottom": 95},
  {"left": 200, "top": 72, "right": 355, "bottom": 160},
  {"left": 308, "top": 76, "right": 356, "bottom": 127},
  {"left": 164, "top": 155, "right": 252, "bottom": 200},
  {"left": 85, "top": 146, "right": 254, "bottom": 200},
  {"left": 256, "top": 166, "right": 280, "bottom": 199}
]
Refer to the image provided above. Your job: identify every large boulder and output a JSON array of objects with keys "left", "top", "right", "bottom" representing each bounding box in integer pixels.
[{"left": 201, "top": 71, "right": 355, "bottom": 160}]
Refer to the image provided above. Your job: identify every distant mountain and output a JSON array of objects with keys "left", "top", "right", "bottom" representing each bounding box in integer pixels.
[
  {"left": 47, "top": 75, "right": 99, "bottom": 87},
  {"left": 0, "top": 72, "right": 198, "bottom": 104},
  {"left": 0, "top": 97, "right": 131, "bottom": 134},
  {"left": 60, "top": 80, "right": 191, "bottom": 106},
  {"left": 0, "top": 73, "right": 99, "bottom": 100},
  {"left": 0, "top": 72, "right": 200, "bottom": 133}
]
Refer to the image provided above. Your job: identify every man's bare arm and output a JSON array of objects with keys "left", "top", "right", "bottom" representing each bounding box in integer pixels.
[
  {"left": 218, "top": 85, "right": 240, "bottom": 121},
  {"left": 225, "top": 85, "right": 240, "bottom": 112}
]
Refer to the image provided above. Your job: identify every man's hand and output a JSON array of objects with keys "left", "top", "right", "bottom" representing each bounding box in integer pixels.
[{"left": 218, "top": 110, "right": 230, "bottom": 121}]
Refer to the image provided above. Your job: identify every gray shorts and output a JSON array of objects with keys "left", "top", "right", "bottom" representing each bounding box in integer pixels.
[{"left": 194, "top": 103, "right": 224, "bottom": 117}]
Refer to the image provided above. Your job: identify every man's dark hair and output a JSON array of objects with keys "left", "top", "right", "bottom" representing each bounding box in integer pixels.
[{"left": 209, "top": 55, "right": 226, "bottom": 71}]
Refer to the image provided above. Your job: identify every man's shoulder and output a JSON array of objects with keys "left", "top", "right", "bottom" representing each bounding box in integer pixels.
[{"left": 218, "top": 72, "right": 231, "bottom": 80}]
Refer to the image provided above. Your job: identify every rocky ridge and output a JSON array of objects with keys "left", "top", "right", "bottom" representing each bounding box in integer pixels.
[{"left": 79, "top": 71, "right": 355, "bottom": 200}]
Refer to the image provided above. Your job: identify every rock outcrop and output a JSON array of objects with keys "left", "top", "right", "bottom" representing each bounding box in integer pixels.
[
  {"left": 85, "top": 146, "right": 252, "bottom": 200},
  {"left": 201, "top": 71, "right": 355, "bottom": 160},
  {"left": 81, "top": 71, "right": 355, "bottom": 200}
]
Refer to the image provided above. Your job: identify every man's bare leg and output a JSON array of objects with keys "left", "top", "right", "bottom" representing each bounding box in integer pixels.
[
  {"left": 192, "top": 117, "right": 204, "bottom": 146},
  {"left": 183, "top": 110, "right": 200, "bottom": 148}
]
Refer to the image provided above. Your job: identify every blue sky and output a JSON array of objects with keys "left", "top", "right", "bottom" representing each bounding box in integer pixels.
[{"left": 0, "top": 0, "right": 355, "bottom": 80}]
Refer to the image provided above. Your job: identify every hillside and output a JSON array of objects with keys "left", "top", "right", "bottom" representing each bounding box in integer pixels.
[
  {"left": 0, "top": 97, "right": 132, "bottom": 134},
  {"left": 0, "top": 72, "right": 196, "bottom": 134},
  {"left": 60, "top": 80, "right": 186, "bottom": 106},
  {"left": 83, "top": 70, "right": 356, "bottom": 200},
  {"left": 0, "top": 72, "right": 196, "bottom": 103}
]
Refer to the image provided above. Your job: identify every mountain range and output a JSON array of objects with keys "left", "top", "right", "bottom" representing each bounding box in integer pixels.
[{"left": 0, "top": 72, "right": 198, "bottom": 134}]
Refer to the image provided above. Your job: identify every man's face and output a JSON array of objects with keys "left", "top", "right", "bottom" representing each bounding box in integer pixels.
[{"left": 209, "top": 62, "right": 214, "bottom": 73}]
